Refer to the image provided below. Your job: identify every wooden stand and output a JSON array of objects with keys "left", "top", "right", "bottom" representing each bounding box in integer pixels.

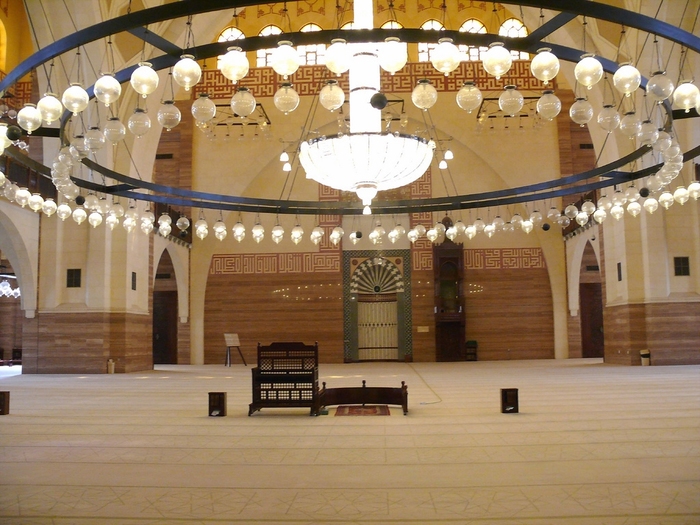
[
  {"left": 224, "top": 333, "right": 246, "bottom": 366},
  {"left": 501, "top": 388, "right": 519, "bottom": 413},
  {"left": 0, "top": 391, "right": 9, "bottom": 415},
  {"left": 208, "top": 392, "right": 227, "bottom": 417},
  {"left": 319, "top": 380, "right": 408, "bottom": 415}
]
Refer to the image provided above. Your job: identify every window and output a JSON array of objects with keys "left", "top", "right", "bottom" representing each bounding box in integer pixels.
[
  {"left": 298, "top": 23, "right": 325, "bottom": 65},
  {"left": 257, "top": 25, "right": 282, "bottom": 67},
  {"left": 674, "top": 257, "right": 690, "bottom": 276},
  {"left": 66, "top": 269, "right": 81, "bottom": 288},
  {"left": 617, "top": 262, "right": 622, "bottom": 282},
  {"left": 216, "top": 27, "right": 245, "bottom": 69},
  {"left": 340, "top": 22, "right": 355, "bottom": 30},
  {"left": 459, "top": 19, "right": 487, "bottom": 61},
  {"left": 499, "top": 18, "right": 529, "bottom": 59},
  {"left": 131, "top": 272, "right": 137, "bottom": 291},
  {"left": 419, "top": 19, "right": 444, "bottom": 63}
]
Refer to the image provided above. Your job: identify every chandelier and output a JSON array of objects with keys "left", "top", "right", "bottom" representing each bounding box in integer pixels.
[{"left": 298, "top": 0, "right": 435, "bottom": 214}]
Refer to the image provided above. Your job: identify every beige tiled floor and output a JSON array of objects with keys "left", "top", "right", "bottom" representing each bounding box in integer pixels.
[{"left": 0, "top": 359, "right": 698, "bottom": 524}]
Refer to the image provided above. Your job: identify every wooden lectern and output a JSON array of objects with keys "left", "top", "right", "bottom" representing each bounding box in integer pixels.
[{"left": 224, "top": 333, "right": 247, "bottom": 366}]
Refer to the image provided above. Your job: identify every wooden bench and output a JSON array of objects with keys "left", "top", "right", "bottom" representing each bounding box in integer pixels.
[
  {"left": 319, "top": 380, "right": 408, "bottom": 415},
  {"left": 248, "top": 342, "right": 320, "bottom": 416}
]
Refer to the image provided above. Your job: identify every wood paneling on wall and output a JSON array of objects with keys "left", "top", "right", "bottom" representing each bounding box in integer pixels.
[
  {"left": 568, "top": 314, "right": 583, "bottom": 358},
  {"left": 203, "top": 272, "right": 344, "bottom": 364},
  {"left": 20, "top": 312, "right": 153, "bottom": 374},
  {"left": 605, "top": 302, "right": 700, "bottom": 365},
  {"left": 464, "top": 268, "right": 554, "bottom": 360},
  {"left": 411, "top": 270, "right": 436, "bottom": 362},
  {"left": 0, "top": 296, "right": 21, "bottom": 357}
]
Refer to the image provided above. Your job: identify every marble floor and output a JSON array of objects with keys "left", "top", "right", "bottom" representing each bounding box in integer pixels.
[{"left": 0, "top": 359, "right": 698, "bottom": 524}]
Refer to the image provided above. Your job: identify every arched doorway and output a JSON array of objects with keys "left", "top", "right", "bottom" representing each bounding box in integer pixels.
[
  {"left": 153, "top": 250, "right": 178, "bottom": 364},
  {"left": 579, "top": 241, "right": 604, "bottom": 358}
]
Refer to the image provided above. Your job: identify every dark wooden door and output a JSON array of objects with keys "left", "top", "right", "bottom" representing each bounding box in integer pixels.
[
  {"left": 153, "top": 291, "right": 178, "bottom": 364},
  {"left": 580, "top": 283, "right": 604, "bottom": 358}
]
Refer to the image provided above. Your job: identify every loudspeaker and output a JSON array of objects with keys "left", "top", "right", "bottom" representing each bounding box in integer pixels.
[
  {"left": 208, "top": 392, "right": 227, "bottom": 417},
  {"left": 0, "top": 391, "right": 9, "bottom": 415},
  {"left": 501, "top": 388, "right": 518, "bottom": 413}
]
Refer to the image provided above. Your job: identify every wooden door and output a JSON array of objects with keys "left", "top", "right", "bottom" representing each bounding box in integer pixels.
[
  {"left": 580, "top": 283, "right": 604, "bottom": 358},
  {"left": 153, "top": 291, "right": 178, "bottom": 364}
]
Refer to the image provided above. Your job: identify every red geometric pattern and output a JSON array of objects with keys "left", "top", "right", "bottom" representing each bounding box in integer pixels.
[
  {"left": 210, "top": 252, "right": 340, "bottom": 274},
  {"left": 12, "top": 81, "right": 32, "bottom": 107},
  {"left": 412, "top": 249, "right": 433, "bottom": 271},
  {"left": 464, "top": 248, "right": 546, "bottom": 270},
  {"left": 195, "top": 60, "right": 549, "bottom": 101}
]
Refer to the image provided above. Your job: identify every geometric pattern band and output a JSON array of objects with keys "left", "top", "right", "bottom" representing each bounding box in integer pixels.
[
  {"left": 195, "top": 60, "right": 547, "bottom": 100},
  {"left": 464, "top": 248, "right": 546, "bottom": 270},
  {"left": 210, "top": 252, "right": 340, "bottom": 274}
]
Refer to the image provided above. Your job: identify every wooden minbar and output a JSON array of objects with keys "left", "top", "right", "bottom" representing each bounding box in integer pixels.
[{"left": 248, "top": 342, "right": 319, "bottom": 416}]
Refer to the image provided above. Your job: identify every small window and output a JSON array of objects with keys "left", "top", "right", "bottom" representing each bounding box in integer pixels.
[
  {"left": 617, "top": 262, "right": 622, "bottom": 282},
  {"left": 257, "top": 25, "right": 282, "bottom": 67},
  {"left": 419, "top": 19, "right": 444, "bottom": 63},
  {"left": 459, "top": 18, "right": 487, "bottom": 61},
  {"left": 298, "top": 23, "right": 325, "bottom": 65},
  {"left": 67, "top": 268, "right": 81, "bottom": 288},
  {"left": 674, "top": 257, "right": 690, "bottom": 276},
  {"left": 498, "top": 18, "right": 529, "bottom": 59},
  {"left": 131, "top": 272, "right": 137, "bottom": 291}
]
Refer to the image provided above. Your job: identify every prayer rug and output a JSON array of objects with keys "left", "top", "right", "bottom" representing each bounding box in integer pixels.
[{"left": 335, "top": 405, "right": 390, "bottom": 416}]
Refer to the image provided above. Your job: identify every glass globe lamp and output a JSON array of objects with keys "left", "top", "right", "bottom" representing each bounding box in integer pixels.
[
  {"left": 329, "top": 226, "right": 344, "bottom": 245},
  {"left": 411, "top": 79, "right": 438, "bottom": 111},
  {"left": 482, "top": 42, "right": 512, "bottom": 79},
  {"left": 41, "top": 198, "right": 57, "bottom": 217},
  {"left": 274, "top": 82, "right": 300, "bottom": 114},
  {"left": 319, "top": 80, "right": 345, "bottom": 112},
  {"left": 510, "top": 213, "right": 523, "bottom": 226},
  {"left": 325, "top": 39, "right": 351, "bottom": 76},
  {"left": 569, "top": 97, "right": 593, "bottom": 126},
  {"left": 581, "top": 200, "right": 596, "bottom": 215},
  {"left": 624, "top": 186, "right": 640, "bottom": 203},
  {"left": 536, "top": 90, "right": 561, "bottom": 120},
  {"left": 547, "top": 206, "right": 561, "bottom": 220},
  {"left": 626, "top": 201, "right": 641, "bottom": 217},
  {"left": 271, "top": 41, "right": 300, "bottom": 79},
  {"left": 122, "top": 216, "right": 136, "bottom": 232},
  {"left": 37, "top": 93, "right": 63, "bottom": 124},
  {"left": 130, "top": 61, "right": 159, "bottom": 98},
  {"left": 456, "top": 81, "right": 482, "bottom": 113},
  {"left": 17, "top": 104, "right": 42, "bottom": 134},
  {"left": 61, "top": 83, "right": 89, "bottom": 116},
  {"left": 619, "top": 112, "right": 641, "bottom": 138},
  {"left": 473, "top": 218, "right": 485, "bottom": 232},
  {"left": 176, "top": 215, "right": 190, "bottom": 232},
  {"left": 28, "top": 193, "right": 44, "bottom": 212},
  {"left": 94, "top": 73, "right": 122, "bottom": 107},
  {"left": 574, "top": 211, "right": 588, "bottom": 226},
  {"left": 673, "top": 80, "right": 700, "bottom": 113},
  {"left": 85, "top": 126, "right": 106, "bottom": 151},
  {"left": 159, "top": 221, "right": 172, "bottom": 237},
  {"left": 609, "top": 204, "right": 624, "bottom": 220},
  {"left": 637, "top": 120, "right": 659, "bottom": 145},
  {"left": 157, "top": 101, "right": 181, "bottom": 130},
  {"left": 611, "top": 190, "right": 627, "bottom": 207},
  {"left": 426, "top": 227, "right": 438, "bottom": 242},
  {"left": 127, "top": 108, "right": 151, "bottom": 137},
  {"left": 613, "top": 63, "right": 641, "bottom": 97},
  {"left": 195, "top": 219, "right": 208, "bottom": 240},
  {"left": 231, "top": 87, "right": 256, "bottom": 117},
  {"left": 687, "top": 181, "right": 700, "bottom": 200},
  {"left": 564, "top": 204, "right": 579, "bottom": 219},
  {"left": 103, "top": 117, "right": 126, "bottom": 143},
  {"left": 643, "top": 196, "right": 659, "bottom": 214},
  {"left": 141, "top": 209, "right": 155, "bottom": 225},
  {"left": 213, "top": 219, "right": 227, "bottom": 235},
  {"left": 220, "top": 47, "right": 249, "bottom": 83},
  {"left": 498, "top": 85, "right": 523, "bottom": 116},
  {"left": 431, "top": 38, "right": 461, "bottom": 76},
  {"left": 646, "top": 71, "right": 674, "bottom": 102},
  {"left": 252, "top": 222, "right": 265, "bottom": 243},
  {"left": 521, "top": 219, "right": 534, "bottom": 233},
  {"left": 72, "top": 207, "right": 87, "bottom": 225},
  {"left": 271, "top": 224, "right": 285, "bottom": 244},
  {"left": 172, "top": 54, "right": 201, "bottom": 91},
  {"left": 310, "top": 226, "right": 324, "bottom": 245},
  {"left": 88, "top": 210, "right": 103, "bottom": 228},
  {"left": 465, "top": 225, "right": 476, "bottom": 239},
  {"left": 593, "top": 208, "right": 607, "bottom": 224},
  {"left": 659, "top": 191, "right": 674, "bottom": 209},
  {"left": 140, "top": 220, "right": 154, "bottom": 235},
  {"left": 290, "top": 225, "right": 304, "bottom": 245},
  {"left": 56, "top": 203, "right": 72, "bottom": 221},
  {"left": 597, "top": 105, "right": 620, "bottom": 133},
  {"left": 646, "top": 175, "right": 663, "bottom": 193},
  {"left": 158, "top": 213, "right": 172, "bottom": 228},
  {"left": 415, "top": 224, "right": 426, "bottom": 236},
  {"left": 653, "top": 130, "right": 673, "bottom": 153},
  {"left": 191, "top": 93, "right": 217, "bottom": 123},
  {"left": 378, "top": 37, "right": 407, "bottom": 75},
  {"left": 674, "top": 186, "right": 690, "bottom": 205},
  {"left": 14, "top": 187, "right": 30, "bottom": 207},
  {"left": 407, "top": 229, "right": 419, "bottom": 244},
  {"left": 574, "top": 54, "right": 603, "bottom": 89},
  {"left": 530, "top": 48, "right": 559, "bottom": 85},
  {"left": 232, "top": 221, "right": 246, "bottom": 242}
]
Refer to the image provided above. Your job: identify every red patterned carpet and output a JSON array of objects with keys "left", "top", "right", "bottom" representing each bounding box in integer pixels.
[{"left": 335, "top": 405, "right": 390, "bottom": 416}]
